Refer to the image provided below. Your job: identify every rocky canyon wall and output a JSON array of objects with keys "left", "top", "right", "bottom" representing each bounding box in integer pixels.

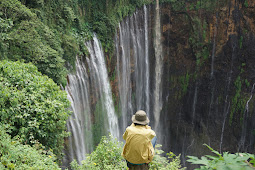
[{"left": 108, "top": 0, "right": 255, "bottom": 166}]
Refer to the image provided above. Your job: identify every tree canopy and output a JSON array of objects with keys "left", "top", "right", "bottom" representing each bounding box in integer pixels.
[{"left": 0, "top": 60, "right": 70, "bottom": 158}]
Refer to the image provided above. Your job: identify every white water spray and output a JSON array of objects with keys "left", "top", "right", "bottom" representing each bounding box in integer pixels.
[
  {"left": 116, "top": 6, "right": 150, "bottom": 132},
  {"left": 86, "top": 34, "right": 120, "bottom": 139},
  {"left": 65, "top": 57, "right": 93, "bottom": 164},
  {"left": 154, "top": 0, "right": 163, "bottom": 131}
]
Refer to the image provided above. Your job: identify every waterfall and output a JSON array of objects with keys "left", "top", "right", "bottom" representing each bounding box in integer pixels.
[
  {"left": 65, "top": 57, "right": 93, "bottom": 164},
  {"left": 64, "top": 35, "right": 120, "bottom": 165},
  {"left": 116, "top": 21, "right": 133, "bottom": 133},
  {"left": 238, "top": 83, "right": 255, "bottom": 151},
  {"left": 144, "top": 5, "right": 150, "bottom": 118},
  {"left": 116, "top": 5, "right": 150, "bottom": 132},
  {"left": 153, "top": 0, "right": 163, "bottom": 131},
  {"left": 210, "top": 13, "right": 218, "bottom": 78},
  {"left": 86, "top": 34, "right": 120, "bottom": 139},
  {"left": 191, "top": 84, "right": 198, "bottom": 125},
  {"left": 219, "top": 39, "right": 236, "bottom": 153}
]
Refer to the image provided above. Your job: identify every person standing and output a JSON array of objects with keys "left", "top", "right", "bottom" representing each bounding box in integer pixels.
[{"left": 122, "top": 110, "right": 157, "bottom": 170}]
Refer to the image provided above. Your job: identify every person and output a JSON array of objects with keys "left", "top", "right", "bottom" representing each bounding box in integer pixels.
[{"left": 122, "top": 110, "right": 157, "bottom": 170}]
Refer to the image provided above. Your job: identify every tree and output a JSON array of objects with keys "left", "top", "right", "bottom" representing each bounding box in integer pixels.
[{"left": 0, "top": 60, "right": 70, "bottom": 158}]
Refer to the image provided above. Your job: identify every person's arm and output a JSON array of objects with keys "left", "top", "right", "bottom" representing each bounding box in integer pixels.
[{"left": 123, "top": 130, "right": 128, "bottom": 141}]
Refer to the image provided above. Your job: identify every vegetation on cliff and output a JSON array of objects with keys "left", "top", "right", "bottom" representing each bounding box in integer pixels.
[{"left": 0, "top": 0, "right": 154, "bottom": 85}]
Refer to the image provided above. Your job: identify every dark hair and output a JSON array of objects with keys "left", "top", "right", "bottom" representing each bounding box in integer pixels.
[{"left": 134, "top": 123, "right": 146, "bottom": 126}]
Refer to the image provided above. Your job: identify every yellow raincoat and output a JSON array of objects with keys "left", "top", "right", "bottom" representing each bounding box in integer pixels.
[{"left": 122, "top": 123, "right": 156, "bottom": 164}]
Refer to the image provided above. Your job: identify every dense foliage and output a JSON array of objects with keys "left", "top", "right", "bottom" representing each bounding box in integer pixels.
[
  {"left": 70, "top": 135, "right": 126, "bottom": 169},
  {"left": 70, "top": 135, "right": 184, "bottom": 170},
  {"left": 187, "top": 144, "right": 255, "bottom": 170},
  {"left": 0, "top": 125, "right": 60, "bottom": 169},
  {"left": 0, "top": 0, "right": 154, "bottom": 85},
  {"left": 150, "top": 144, "right": 186, "bottom": 170},
  {"left": 81, "top": 0, "right": 153, "bottom": 53},
  {"left": 0, "top": 0, "right": 68, "bottom": 85},
  {"left": 0, "top": 60, "right": 70, "bottom": 158}
]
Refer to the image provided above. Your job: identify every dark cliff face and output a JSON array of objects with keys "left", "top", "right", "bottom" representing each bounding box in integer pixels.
[
  {"left": 110, "top": 0, "right": 255, "bottom": 166},
  {"left": 158, "top": 0, "right": 255, "bottom": 162}
]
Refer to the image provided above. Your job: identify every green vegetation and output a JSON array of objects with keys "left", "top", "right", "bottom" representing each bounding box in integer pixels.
[
  {"left": 180, "top": 73, "right": 191, "bottom": 95},
  {"left": 160, "top": 0, "right": 226, "bottom": 12},
  {"left": 150, "top": 144, "right": 186, "bottom": 170},
  {"left": 83, "top": 0, "right": 152, "bottom": 54},
  {"left": 0, "top": 125, "right": 60, "bottom": 169},
  {"left": 230, "top": 76, "right": 245, "bottom": 125},
  {"left": 0, "top": 0, "right": 155, "bottom": 85},
  {"left": 0, "top": 0, "right": 68, "bottom": 85},
  {"left": 229, "top": 63, "right": 251, "bottom": 125},
  {"left": 169, "top": 73, "right": 192, "bottom": 100},
  {"left": 189, "top": 16, "right": 209, "bottom": 70},
  {"left": 70, "top": 135, "right": 185, "bottom": 170},
  {"left": 70, "top": 135, "right": 126, "bottom": 169},
  {"left": 187, "top": 144, "right": 255, "bottom": 170},
  {"left": 244, "top": 0, "right": 249, "bottom": 8},
  {"left": 239, "top": 35, "right": 244, "bottom": 49},
  {"left": 0, "top": 60, "right": 70, "bottom": 158},
  {"left": 160, "top": 0, "right": 186, "bottom": 11}
]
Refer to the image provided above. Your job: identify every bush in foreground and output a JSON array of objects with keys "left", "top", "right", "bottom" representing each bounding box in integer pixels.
[
  {"left": 0, "top": 125, "right": 60, "bottom": 169},
  {"left": 0, "top": 60, "right": 70, "bottom": 158},
  {"left": 71, "top": 135, "right": 126, "bottom": 170},
  {"left": 150, "top": 144, "right": 186, "bottom": 170},
  {"left": 70, "top": 135, "right": 185, "bottom": 170},
  {"left": 187, "top": 144, "right": 255, "bottom": 170}
]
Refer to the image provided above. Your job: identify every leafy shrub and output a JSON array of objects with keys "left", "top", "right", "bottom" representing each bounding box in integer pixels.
[
  {"left": 150, "top": 144, "right": 186, "bottom": 170},
  {"left": 0, "top": 60, "right": 70, "bottom": 158},
  {"left": 187, "top": 144, "right": 255, "bottom": 170},
  {"left": 70, "top": 135, "right": 126, "bottom": 170},
  {"left": 0, "top": 125, "right": 60, "bottom": 169}
]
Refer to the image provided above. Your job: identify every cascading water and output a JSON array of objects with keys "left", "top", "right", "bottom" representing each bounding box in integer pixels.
[
  {"left": 153, "top": 0, "right": 163, "bottom": 131},
  {"left": 191, "top": 84, "right": 198, "bottom": 125},
  {"left": 132, "top": 10, "right": 148, "bottom": 112},
  {"left": 86, "top": 34, "right": 120, "bottom": 139},
  {"left": 116, "top": 21, "right": 133, "bottom": 133},
  {"left": 210, "top": 13, "right": 218, "bottom": 78},
  {"left": 144, "top": 5, "right": 150, "bottom": 118},
  {"left": 65, "top": 57, "right": 93, "bottom": 164},
  {"left": 116, "top": 5, "right": 150, "bottom": 133},
  {"left": 219, "top": 39, "right": 236, "bottom": 153},
  {"left": 238, "top": 83, "right": 255, "bottom": 151},
  {"left": 64, "top": 35, "right": 120, "bottom": 165},
  {"left": 207, "top": 13, "right": 218, "bottom": 128}
]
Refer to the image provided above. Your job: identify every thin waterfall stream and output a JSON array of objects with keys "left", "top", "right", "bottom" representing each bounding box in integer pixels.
[{"left": 153, "top": 0, "right": 163, "bottom": 132}]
